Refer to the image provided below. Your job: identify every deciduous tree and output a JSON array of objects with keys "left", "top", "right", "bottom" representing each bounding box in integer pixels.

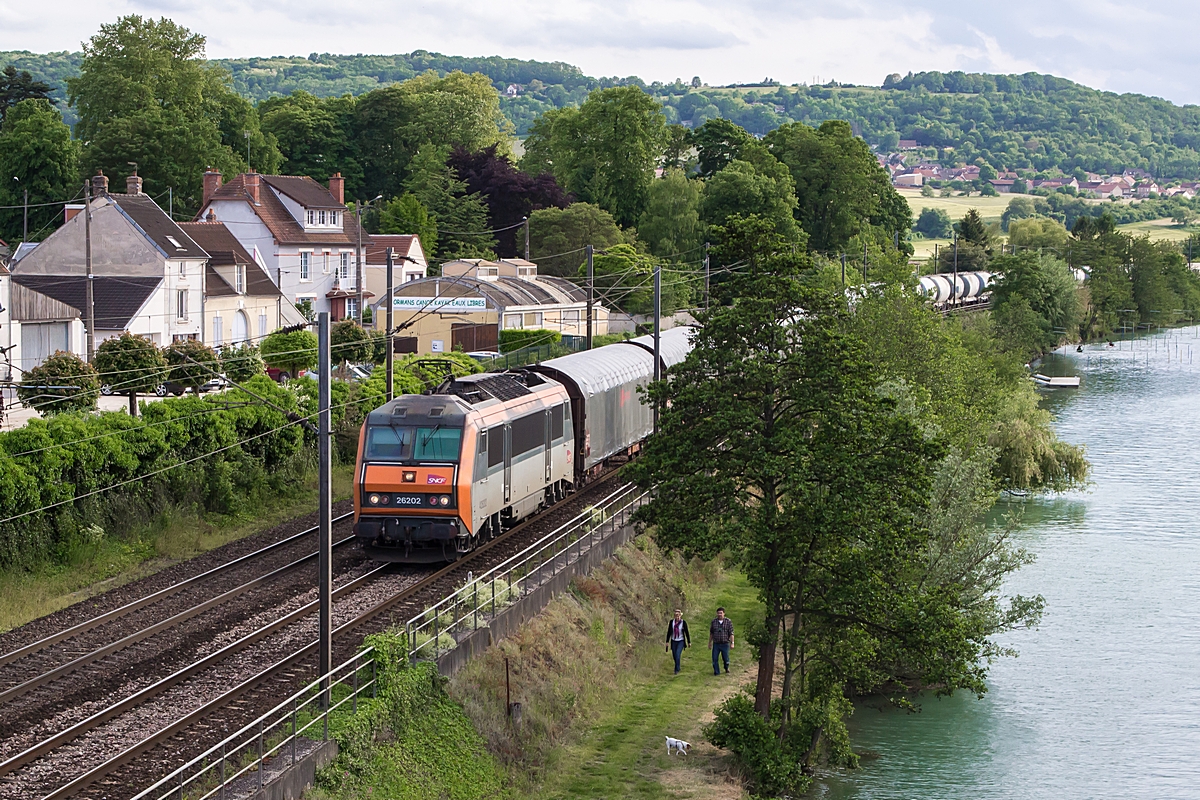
[
  {"left": 94, "top": 332, "right": 167, "bottom": 415},
  {"left": 0, "top": 99, "right": 79, "bottom": 243},
  {"left": 0, "top": 65, "right": 52, "bottom": 122},
  {"left": 404, "top": 145, "right": 495, "bottom": 260},
  {"left": 638, "top": 169, "right": 702, "bottom": 258},
  {"left": 260, "top": 328, "right": 318, "bottom": 380},
  {"left": 527, "top": 202, "right": 629, "bottom": 276},
  {"left": 164, "top": 339, "right": 219, "bottom": 390},
  {"left": 18, "top": 351, "right": 99, "bottom": 415}
]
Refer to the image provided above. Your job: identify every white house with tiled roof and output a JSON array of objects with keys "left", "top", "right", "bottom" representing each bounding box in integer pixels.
[{"left": 196, "top": 170, "right": 372, "bottom": 320}]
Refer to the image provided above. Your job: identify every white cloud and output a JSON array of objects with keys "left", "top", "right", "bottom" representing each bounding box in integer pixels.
[{"left": 2, "top": 0, "right": 1199, "bottom": 103}]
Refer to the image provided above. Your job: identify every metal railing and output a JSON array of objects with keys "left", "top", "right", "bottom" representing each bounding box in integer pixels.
[
  {"left": 486, "top": 338, "right": 586, "bottom": 372},
  {"left": 406, "top": 483, "right": 648, "bottom": 663},
  {"left": 133, "top": 648, "right": 377, "bottom": 800}
]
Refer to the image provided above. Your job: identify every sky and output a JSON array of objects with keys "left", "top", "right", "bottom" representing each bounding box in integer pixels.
[{"left": 2, "top": 0, "right": 1198, "bottom": 105}]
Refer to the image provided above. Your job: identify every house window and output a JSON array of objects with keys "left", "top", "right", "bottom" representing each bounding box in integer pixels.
[
  {"left": 212, "top": 315, "right": 223, "bottom": 345},
  {"left": 503, "top": 314, "right": 522, "bottom": 329},
  {"left": 179, "top": 261, "right": 186, "bottom": 276},
  {"left": 235, "top": 265, "right": 246, "bottom": 294},
  {"left": 562, "top": 310, "right": 581, "bottom": 324},
  {"left": 331, "top": 212, "right": 339, "bottom": 227},
  {"left": 323, "top": 251, "right": 331, "bottom": 274},
  {"left": 306, "top": 210, "right": 315, "bottom": 226},
  {"left": 523, "top": 312, "right": 543, "bottom": 327},
  {"left": 259, "top": 313, "right": 268, "bottom": 338},
  {"left": 340, "top": 252, "right": 351, "bottom": 280},
  {"left": 318, "top": 210, "right": 327, "bottom": 225},
  {"left": 346, "top": 298, "right": 358, "bottom": 320},
  {"left": 177, "top": 289, "right": 188, "bottom": 320},
  {"left": 299, "top": 252, "right": 311, "bottom": 281}
]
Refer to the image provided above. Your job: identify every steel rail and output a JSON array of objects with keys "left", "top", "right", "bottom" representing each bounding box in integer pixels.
[
  {"left": 0, "top": 562, "right": 388, "bottom": 780},
  {"left": 0, "top": 533, "right": 357, "bottom": 705},
  {"left": 39, "top": 471, "right": 625, "bottom": 800},
  {"left": 0, "top": 511, "right": 355, "bottom": 668}
]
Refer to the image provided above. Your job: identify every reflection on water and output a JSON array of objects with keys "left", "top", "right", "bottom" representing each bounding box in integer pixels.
[{"left": 821, "top": 327, "right": 1200, "bottom": 799}]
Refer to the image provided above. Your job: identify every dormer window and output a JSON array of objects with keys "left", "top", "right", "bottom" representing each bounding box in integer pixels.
[
  {"left": 306, "top": 210, "right": 315, "bottom": 226},
  {"left": 235, "top": 265, "right": 246, "bottom": 294}
]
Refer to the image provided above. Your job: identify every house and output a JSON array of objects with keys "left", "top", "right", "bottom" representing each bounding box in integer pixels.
[
  {"left": 505, "top": 84, "right": 522, "bottom": 97},
  {"left": 12, "top": 172, "right": 206, "bottom": 348},
  {"left": 893, "top": 173, "right": 924, "bottom": 187},
  {"left": 989, "top": 179, "right": 1016, "bottom": 193},
  {"left": 178, "top": 220, "right": 306, "bottom": 347},
  {"left": 360, "top": 235, "right": 429, "bottom": 318},
  {"left": 196, "top": 170, "right": 372, "bottom": 320},
  {"left": 1134, "top": 182, "right": 1161, "bottom": 198},
  {"left": 1, "top": 262, "right": 87, "bottom": 375},
  {"left": 370, "top": 258, "right": 609, "bottom": 355},
  {"left": 1095, "top": 182, "right": 1123, "bottom": 199},
  {"left": 898, "top": 139, "right": 919, "bottom": 150}
]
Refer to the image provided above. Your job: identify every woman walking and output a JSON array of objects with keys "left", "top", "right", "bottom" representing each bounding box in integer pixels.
[{"left": 665, "top": 609, "right": 691, "bottom": 674}]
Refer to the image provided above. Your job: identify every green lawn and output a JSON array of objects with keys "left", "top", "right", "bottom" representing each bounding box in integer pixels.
[
  {"left": 896, "top": 187, "right": 1013, "bottom": 224},
  {"left": 535, "top": 570, "right": 762, "bottom": 800}
]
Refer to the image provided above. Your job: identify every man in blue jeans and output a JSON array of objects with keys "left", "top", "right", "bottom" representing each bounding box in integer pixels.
[
  {"left": 709, "top": 607, "right": 734, "bottom": 675},
  {"left": 664, "top": 609, "right": 690, "bottom": 674}
]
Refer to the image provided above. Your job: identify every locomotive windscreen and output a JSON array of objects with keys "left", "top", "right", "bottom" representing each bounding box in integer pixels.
[
  {"left": 365, "top": 426, "right": 413, "bottom": 461},
  {"left": 414, "top": 427, "right": 463, "bottom": 461}
]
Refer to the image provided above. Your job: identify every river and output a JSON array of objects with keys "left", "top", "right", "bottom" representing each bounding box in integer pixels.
[{"left": 822, "top": 327, "right": 1200, "bottom": 800}]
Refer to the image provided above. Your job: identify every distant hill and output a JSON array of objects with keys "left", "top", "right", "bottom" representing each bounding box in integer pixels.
[{"left": 5, "top": 48, "right": 1200, "bottom": 179}]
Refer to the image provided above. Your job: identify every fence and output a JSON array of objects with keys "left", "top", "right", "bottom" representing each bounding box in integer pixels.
[
  {"left": 405, "top": 483, "right": 648, "bottom": 664},
  {"left": 133, "top": 648, "right": 377, "bottom": 800}
]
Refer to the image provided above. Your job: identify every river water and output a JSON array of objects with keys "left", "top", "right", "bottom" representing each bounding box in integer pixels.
[{"left": 822, "top": 327, "right": 1200, "bottom": 800}]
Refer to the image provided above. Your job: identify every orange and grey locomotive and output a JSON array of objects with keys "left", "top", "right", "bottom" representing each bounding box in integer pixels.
[{"left": 352, "top": 329, "right": 694, "bottom": 562}]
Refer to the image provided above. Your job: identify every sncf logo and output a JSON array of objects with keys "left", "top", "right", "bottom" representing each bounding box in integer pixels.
[{"left": 426, "top": 475, "right": 447, "bottom": 485}]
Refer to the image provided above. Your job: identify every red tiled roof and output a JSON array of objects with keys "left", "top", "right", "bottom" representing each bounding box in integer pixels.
[
  {"left": 365, "top": 235, "right": 421, "bottom": 265},
  {"left": 203, "top": 174, "right": 364, "bottom": 247},
  {"left": 260, "top": 175, "right": 345, "bottom": 210}
]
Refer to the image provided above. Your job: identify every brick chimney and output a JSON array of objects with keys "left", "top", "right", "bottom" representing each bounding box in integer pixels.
[
  {"left": 91, "top": 170, "right": 109, "bottom": 196},
  {"left": 328, "top": 172, "right": 344, "bottom": 205},
  {"left": 126, "top": 172, "right": 143, "bottom": 195},
  {"left": 205, "top": 208, "right": 217, "bottom": 222},
  {"left": 245, "top": 170, "right": 260, "bottom": 205},
  {"left": 203, "top": 169, "right": 223, "bottom": 205}
]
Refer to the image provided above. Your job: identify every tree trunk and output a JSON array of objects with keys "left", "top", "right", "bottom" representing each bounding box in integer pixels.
[
  {"left": 128, "top": 391, "right": 138, "bottom": 417},
  {"left": 754, "top": 616, "right": 777, "bottom": 719}
]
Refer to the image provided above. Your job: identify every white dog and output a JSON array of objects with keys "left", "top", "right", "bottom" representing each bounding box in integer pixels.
[{"left": 665, "top": 736, "right": 691, "bottom": 756}]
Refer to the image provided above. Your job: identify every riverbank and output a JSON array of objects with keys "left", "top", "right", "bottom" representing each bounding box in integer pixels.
[{"left": 0, "top": 463, "right": 353, "bottom": 632}]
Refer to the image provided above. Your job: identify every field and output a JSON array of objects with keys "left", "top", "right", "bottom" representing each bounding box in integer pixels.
[{"left": 897, "top": 187, "right": 1196, "bottom": 258}]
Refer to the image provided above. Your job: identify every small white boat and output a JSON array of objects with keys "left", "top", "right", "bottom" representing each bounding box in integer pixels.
[{"left": 1033, "top": 373, "right": 1081, "bottom": 388}]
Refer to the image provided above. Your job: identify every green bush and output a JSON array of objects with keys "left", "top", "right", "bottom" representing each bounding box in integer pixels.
[
  {"left": 261, "top": 328, "right": 318, "bottom": 377},
  {"left": 94, "top": 333, "right": 167, "bottom": 397},
  {"left": 705, "top": 693, "right": 809, "bottom": 798},
  {"left": 330, "top": 320, "right": 372, "bottom": 364},
  {"left": 0, "top": 375, "right": 307, "bottom": 570},
  {"left": 16, "top": 351, "right": 99, "bottom": 415},
  {"left": 499, "top": 328, "right": 562, "bottom": 353},
  {"left": 219, "top": 342, "right": 265, "bottom": 382},
  {"left": 165, "top": 339, "right": 220, "bottom": 388}
]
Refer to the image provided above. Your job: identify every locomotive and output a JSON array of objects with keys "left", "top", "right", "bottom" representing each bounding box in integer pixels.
[{"left": 352, "top": 327, "right": 695, "bottom": 562}]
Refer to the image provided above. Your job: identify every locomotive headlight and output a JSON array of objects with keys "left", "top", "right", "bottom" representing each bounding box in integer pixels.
[
  {"left": 402, "top": 471, "right": 416, "bottom": 483},
  {"left": 439, "top": 495, "right": 450, "bottom": 506},
  {"left": 368, "top": 494, "right": 381, "bottom": 505}
]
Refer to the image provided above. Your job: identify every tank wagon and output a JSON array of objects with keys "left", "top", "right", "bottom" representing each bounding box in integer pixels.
[
  {"left": 917, "top": 271, "right": 993, "bottom": 310},
  {"left": 352, "top": 327, "right": 695, "bottom": 562}
]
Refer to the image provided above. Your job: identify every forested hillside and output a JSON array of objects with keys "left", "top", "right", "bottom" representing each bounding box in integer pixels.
[{"left": 6, "top": 47, "right": 1200, "bottom": 178}]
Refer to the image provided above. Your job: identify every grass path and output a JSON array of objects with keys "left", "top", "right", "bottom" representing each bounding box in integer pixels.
[{"left": 535, "top": 570, "right": 762, "bottom": 800}]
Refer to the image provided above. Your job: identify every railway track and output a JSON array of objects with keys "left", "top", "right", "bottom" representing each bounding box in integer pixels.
[{"left": 0, "top": 472, "right": 625, "bottom": 800}]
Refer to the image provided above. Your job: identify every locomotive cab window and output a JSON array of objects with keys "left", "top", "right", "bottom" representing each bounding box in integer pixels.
[
  {"left": 551, "top": 403, "right": 565, "bottom": 441},
  {"left": 414, "top": 427, "right": 462, "bottom": 461},
  {"left": 365, "top": 426, "right": 412, "bottom": 460}
]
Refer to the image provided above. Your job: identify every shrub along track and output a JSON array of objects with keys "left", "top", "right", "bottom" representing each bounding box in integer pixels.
[{"left": 0, "top": 471, "right": 627, "bottom": 800}]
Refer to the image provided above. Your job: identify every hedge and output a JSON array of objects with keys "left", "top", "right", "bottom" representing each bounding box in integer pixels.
[
  {"left": 0, "top": 376, "right": 307, "bottom": 571},
  {"left": 498, "top": 328, "right": 562, "bottom": 353}
]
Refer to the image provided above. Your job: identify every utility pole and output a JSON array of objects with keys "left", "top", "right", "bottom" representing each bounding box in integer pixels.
[
  {"left": 168, "top": 187, "right": 173, "bottom": 220},
  {"left": 317, "top": 312, "right": 332, "bottom": 704},
  {"left": 22, "top": 187, "right": 27, "bottom": 243},
  {"left": 385, "top": 247, "right": 395, "bottom": 401},
  {"left": 84, "top": 181, "right": 95, "bottom": 362},
  {"left": 652, "top": 262, "right": 661, "bottom": 434},
  {"left": 585, "top": 244, "right": 594, "bottom": 350},
  {"left": 703, "top": 242, "right": 710, "bottom": 310},
  {"left": 523, "top": 216, "right": 530, "bottom": 261}
]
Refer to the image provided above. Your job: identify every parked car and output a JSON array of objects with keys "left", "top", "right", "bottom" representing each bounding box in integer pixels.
[
  {"left": 467, "top": 351, "right": 501, "bottom": 365},
  {"left": 101, "top": 377, "right": 224, "bottom": 396},
  {"left": 266, "top": 367, "right": 305, "bottom": 383}
]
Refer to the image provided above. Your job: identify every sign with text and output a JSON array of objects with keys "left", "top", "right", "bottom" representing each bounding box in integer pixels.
[{"left": 392, "top": 296, "right": 487, "bottom": 312}]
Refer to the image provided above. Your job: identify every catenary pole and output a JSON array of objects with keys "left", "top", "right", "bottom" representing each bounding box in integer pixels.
[
  {"left": 22, "top": 187, "right": 27, "bottom": 243},
  {"left": 653, "top": 262, "right": 661, "bottom": 434},
  {"left": 703, "top": 242, "right": 710, "bottom": 310},
  {"left": 84, "top": 181, "right": 95, "bottom": 362},
  {"left": 317, "top": 312, "right": 332, "bottom": 704},
  {"left": 385, "top": 247, "right": 395, "bottom": 401},
  {"left": 952, "top": 234, "right": 959, "bottom": 309},
  {"left": 523, "top": 216, "right": 530, "bottom": 261},
  {"left": 585, "top": 244, "right": 594, "bottom": 350}
]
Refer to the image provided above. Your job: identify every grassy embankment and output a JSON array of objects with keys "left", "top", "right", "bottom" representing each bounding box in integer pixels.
[
  {"left": 310, "top": 535, "right": 763, "bottom": 800},
  {"left": 0, "top": 464, "right": 354, "bottom": 632}
]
